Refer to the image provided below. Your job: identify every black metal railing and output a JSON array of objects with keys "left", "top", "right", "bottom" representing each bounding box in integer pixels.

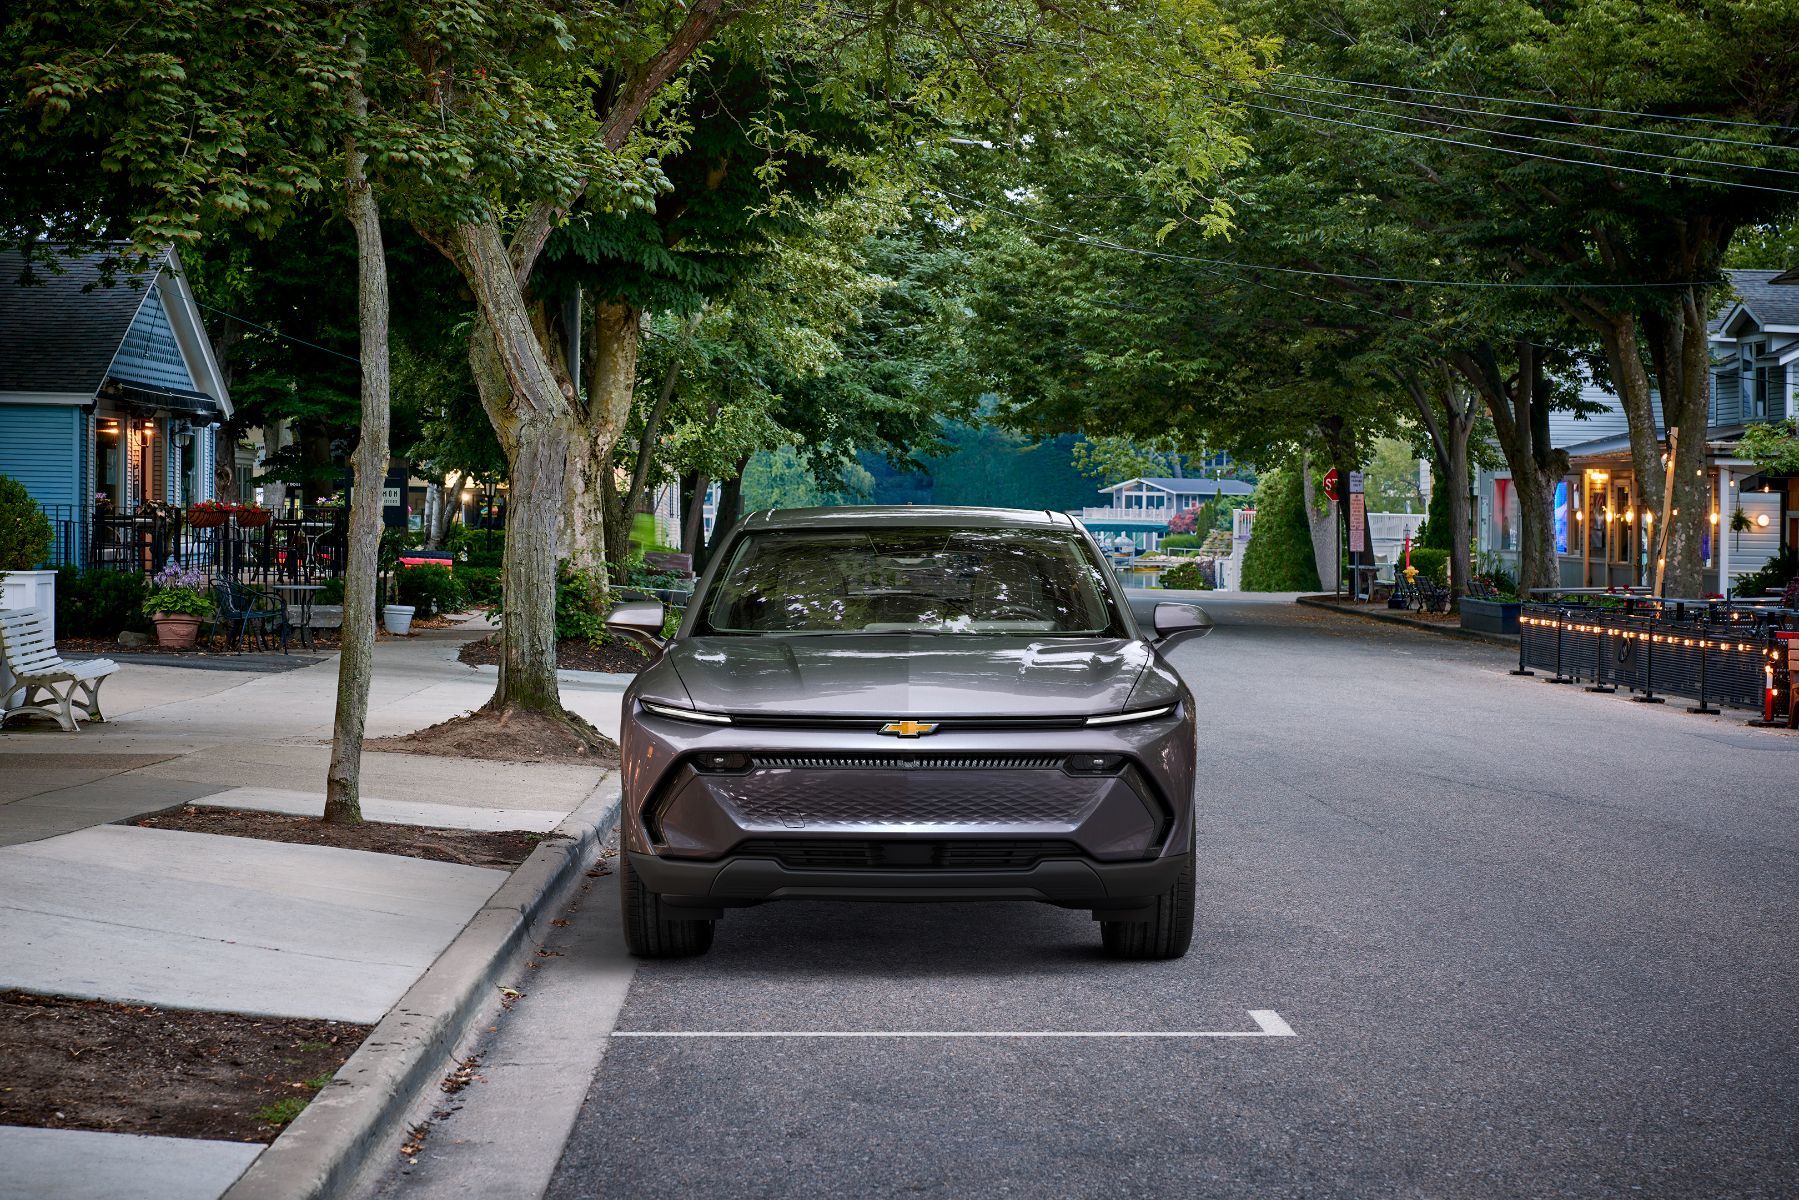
[
  {"left": 1518, "top": 596, "right": 1793, "bottom": 717},
  {"left": 37, "top": 503, "right": 349, "bottom": 584}
]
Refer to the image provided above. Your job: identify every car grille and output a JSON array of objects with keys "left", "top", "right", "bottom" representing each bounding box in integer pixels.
[
  {"left": 731, "top": 838, "right": 1085, "bottom": 870},
  {"left": 749, "top": 753, "right": 1063, "bottom": 771},
  {"left": 714, "top": 770, "right": 1097, "bottom": 827}
]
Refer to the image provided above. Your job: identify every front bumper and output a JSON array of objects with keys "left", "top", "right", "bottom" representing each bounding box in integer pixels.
[
  {"left": 618, "top": 703, "right": 1197, "bottom": 911},
  {"left": 629, "top": 848, "right": 1190, "bottom": 910}
]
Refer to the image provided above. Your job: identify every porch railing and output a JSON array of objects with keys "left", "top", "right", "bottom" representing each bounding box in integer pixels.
[
  {"left": 1518, "top": 596, "right": 1793, "bottom": 715},
  {"left": 37, "top": 504, "right": 350, "bottom": 584}
]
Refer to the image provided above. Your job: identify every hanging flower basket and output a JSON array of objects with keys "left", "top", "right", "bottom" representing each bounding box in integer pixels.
[
  {"left": 235, "top": 505, "right": 271, "bottom": 528},
  {"left": 187, "top": 500, "right": 233, "bottom": 529}
]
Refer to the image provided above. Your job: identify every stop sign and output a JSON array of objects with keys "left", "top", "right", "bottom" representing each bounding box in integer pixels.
[{"left": 1322, "top": 467, "right": 1340, "bottom": 503}]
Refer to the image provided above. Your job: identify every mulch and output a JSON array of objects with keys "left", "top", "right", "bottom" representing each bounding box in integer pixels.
[
  {"left": 458, "top": 633, "right": 650, "bottom": 674},
  {"left": 0, "top": 991, "right": 369, "bottom": 1143},
  {"left": 131, "top": 806, "right": 550, "bottom": 869},
  {"left": 368, "top": 706, "right": 621, "bottom": 766}
]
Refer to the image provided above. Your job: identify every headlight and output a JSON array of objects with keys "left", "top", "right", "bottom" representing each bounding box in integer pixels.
[
  {"left": 1085, "top": 704, "right": 1176, "bottom": 727},
  {"left": 640, "top": 700, "right": 732, "bottom": 725}
]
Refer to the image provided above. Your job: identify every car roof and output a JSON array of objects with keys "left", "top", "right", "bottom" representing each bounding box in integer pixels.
[{"left": 740, "top": 505, "right": 1078, "bottom": 532}]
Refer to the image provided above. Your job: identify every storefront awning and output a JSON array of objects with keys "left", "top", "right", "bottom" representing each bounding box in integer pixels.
[{"left": 105, "top": 379, "right": 224, "bottom": 426}]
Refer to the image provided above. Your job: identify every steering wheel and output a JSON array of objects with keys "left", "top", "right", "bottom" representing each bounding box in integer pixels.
[{"left": 986, "top": 603, "right": 1045, "bottom": 621}]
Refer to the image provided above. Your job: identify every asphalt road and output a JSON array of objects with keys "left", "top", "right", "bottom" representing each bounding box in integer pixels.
[{"left": 377, "top": 594, "right": 1798, "bottom": 1200}]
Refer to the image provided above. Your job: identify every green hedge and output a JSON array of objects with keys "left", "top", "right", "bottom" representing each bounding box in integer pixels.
[
  {"left": 1406, "top": 548, "right": 1449, "bottom": 584},
  {"left": 1240, "top": 467, "right": 1321, "bottom": 592},
  {"left": 56, "top": 568, "right": 150, "bottom": 638},
  {"left": 1160, "top": 533, "right": 1205, "bottom": 549},
  {"left": 396, "top": 565, "right": 467, "bottom": 619},
  {"left": 1160, "top": 560, "right": 1211, "bottom": 589},
  {"left": 0, "top": 475, "right": 53, "bottom": 571}
]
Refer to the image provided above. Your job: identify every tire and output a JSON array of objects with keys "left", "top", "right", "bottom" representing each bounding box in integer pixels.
[
  {"left": 619, "top": 853, "right": 715, "bottom": 958},
  {"left": 1099, "top": 839, "right": 1195, "bottom": 961}
]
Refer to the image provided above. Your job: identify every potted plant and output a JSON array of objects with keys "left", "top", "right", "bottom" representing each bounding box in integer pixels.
[
  {"left": 1460, "top": 569, "right": 1524, "bottom": 635},
  {"left": 378, "top": 529, "right": 415, "bottom": 634},
  {"left": 187, "top": 498, "right": 236, "bottom": 529},
  {"left": 141, "top": 563, "right": 215, "bottom": 649},
  {"left": 234, "top": 502, "right": 271, "bottom": 529}
]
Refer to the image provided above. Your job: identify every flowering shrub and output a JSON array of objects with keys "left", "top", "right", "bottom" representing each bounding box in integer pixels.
[{"left": 142, "top": 562, "right": 215, "bottom": 618}]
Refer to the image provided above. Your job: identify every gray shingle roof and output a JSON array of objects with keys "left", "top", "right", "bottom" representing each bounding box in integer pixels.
[
  {"left": 0, "top": 247, "right": 164, "bottom": 394},
  {"left": 1112, "top": 477, "right": 1257, "bottom": 496},
  {"left": 1719, "top": 268, "right": 1799, "bottom": 332}
]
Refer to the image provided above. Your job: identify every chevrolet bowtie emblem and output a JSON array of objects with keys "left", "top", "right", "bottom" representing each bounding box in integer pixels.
[{"left": 879, "top": 720, "right": 939, "bottom": 737}]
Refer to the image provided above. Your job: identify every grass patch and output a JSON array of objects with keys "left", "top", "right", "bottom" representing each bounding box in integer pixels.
[{"left": 255, "top": 1096, "right": 312, "bottom": 1127}]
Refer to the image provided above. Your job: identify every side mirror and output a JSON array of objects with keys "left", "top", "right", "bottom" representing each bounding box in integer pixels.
[
  {"left": 1152, "top": 602, "right": 1213, "bottom": 647},
  {"left": 605, "top": 599, "right": 667, "bottom": 649}
]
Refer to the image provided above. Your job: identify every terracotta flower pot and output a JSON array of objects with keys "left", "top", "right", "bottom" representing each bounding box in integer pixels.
[
  {"left": 151, "top": 613, "right": 203, "bottom": 649},
  {"left": 235, "top": 509, "right": 271, "bottom": 528},
  {"left": 187, "top": 510, "right": 229, "bottom": 529}
]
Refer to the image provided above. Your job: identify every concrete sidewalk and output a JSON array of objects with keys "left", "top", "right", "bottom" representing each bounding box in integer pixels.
[{"left": 0, "top": 616, "right": 625, "bottom": 1199}]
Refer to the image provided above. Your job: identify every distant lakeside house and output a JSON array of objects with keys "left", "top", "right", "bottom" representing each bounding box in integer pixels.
[
  {"left": 1076, "top": 476, "right": 1257, "bottom": 551},
  {"left": 0, "top": 247, "right": 231, "bottom": 564},
  {"left": 1476, "top": 268, "right": 1797, "bottom": 595}
]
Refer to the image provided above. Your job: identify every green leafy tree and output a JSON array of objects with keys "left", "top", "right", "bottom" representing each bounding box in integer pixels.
[{"left": 1240, "top": 467, "right": 1322, "bottom": 592}]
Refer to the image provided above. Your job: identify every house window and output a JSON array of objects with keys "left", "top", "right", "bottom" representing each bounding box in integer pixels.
[
  {"left": 180, "top": 429, "right": 201, "bottom": 504},
  {"left": 1752, "top": 360, "right": 1784, "bottom": 420},
  {"left": 97, "top": 419, "right": 122, "bottom": 508}
]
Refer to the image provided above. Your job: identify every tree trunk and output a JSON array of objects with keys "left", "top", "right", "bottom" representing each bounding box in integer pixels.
[
  {"left": 421, "top": 471, "right": 462, "bottom": 549},
  {"left": 700, "top": 457, "right": 748, "bottom": 572},
  {"left": 600, "top": 463, "right": 630, "bottom": 577},
  {"left": 564, "top": 300, "right": 643, "bottom": 590},
  {"left": 1297, "top": 449, "right": 1337, "bottom": 590},
  {"left": 497, "top": 409, "right": 575, "bottom": 711},
  {"left": 681, "top": 470, "right": 708, "bottom": 556},
  {"left": 605, "top": 353, "right": 681, "bottom": 571},
  {"left": 324, "top": 78, "right": 390, "bottom": 827},
  {"left": 449, "top": 219, "right": 577, "bottom": 716},
  {"left": 1451, "top": 343, "right": 1565, "bottom": 595},
  {"left": 1404, "top": 366, "right": 1476, "bottom": 601},
  {"left": 1446, "top": 415, "right": 1473, "bottom": 603},
  {"left": 1643, "top": 292, "right": 1714, "bottom": 598}
]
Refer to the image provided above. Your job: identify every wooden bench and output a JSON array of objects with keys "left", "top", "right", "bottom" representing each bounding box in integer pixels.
[{"left": 0, "top": 608, "right": 118, "bottom": 732}]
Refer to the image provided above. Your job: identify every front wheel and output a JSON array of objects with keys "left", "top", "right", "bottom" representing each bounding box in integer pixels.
[
  {"left": 620, "top": 853, "right": 715, "bottom": 958},
  {"left": 1099, "top": 844, "right": 1195, "bottom": 961}
]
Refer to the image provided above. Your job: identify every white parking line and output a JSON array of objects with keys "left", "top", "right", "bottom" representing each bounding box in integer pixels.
[{"left": 613, "top": 1009, "right": 1296, "bottom": 1038}]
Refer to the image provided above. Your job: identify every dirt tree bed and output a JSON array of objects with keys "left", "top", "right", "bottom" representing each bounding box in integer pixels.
[
  {"left": 458, "top": 633, "right": 649, "bottom": 674},
  {"left": 0, "top": 991, "right": 368, "bottom": 1143},
  {"left": 368, "top": 706, "right": 621, "bottom": 766},
  {"left": 132, "top": 806, "right": 549, "bottom": 869}
]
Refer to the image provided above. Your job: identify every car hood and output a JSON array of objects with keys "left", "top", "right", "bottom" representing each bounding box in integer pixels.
[{"left": 664, "top": 634, "right": 1154, "bottom": 719}]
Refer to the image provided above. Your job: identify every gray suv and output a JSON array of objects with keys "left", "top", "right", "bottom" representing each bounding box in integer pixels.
[{"left": 607, "top": 506, "right": 1209, "bottom": 960}]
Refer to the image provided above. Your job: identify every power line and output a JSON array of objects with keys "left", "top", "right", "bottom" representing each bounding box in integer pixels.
[
  {"left": 193, "top": 299, "right": 361, "bottom": 364},
  {"left": 1271, "top": 76, "right": 1799, "bottom": 155},
  {"left": 1242, "top": 101, "right": 1799, "bottom": 196},
  {"left": 939, "top": 186, "right": 1564, "bottom": 366},
  {"left": 930, "top": 186, "right": 1713, "bottom": 289},
  {"left": 1263, "top": 81, "right": 1799, "bottom": 174},
  {"left": 1279, "top": 71, "right": 1799, "bottom": 136}
]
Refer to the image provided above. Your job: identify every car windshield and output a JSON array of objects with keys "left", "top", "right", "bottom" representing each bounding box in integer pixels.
[{"left": 702, "top": 527, "right": 1120, "bottom": 636}]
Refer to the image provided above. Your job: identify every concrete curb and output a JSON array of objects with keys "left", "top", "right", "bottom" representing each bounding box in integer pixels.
[
  {"left": 221, "top": 778, "right": 622, "bottom": 1200},
  {"left": 1295, "top": 595, "right": 1519, "bottom": 647}
]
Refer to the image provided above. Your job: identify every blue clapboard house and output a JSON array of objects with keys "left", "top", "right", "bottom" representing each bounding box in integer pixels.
[{"left": 0, "top": 247, "right": 232, "bottom": 565}]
